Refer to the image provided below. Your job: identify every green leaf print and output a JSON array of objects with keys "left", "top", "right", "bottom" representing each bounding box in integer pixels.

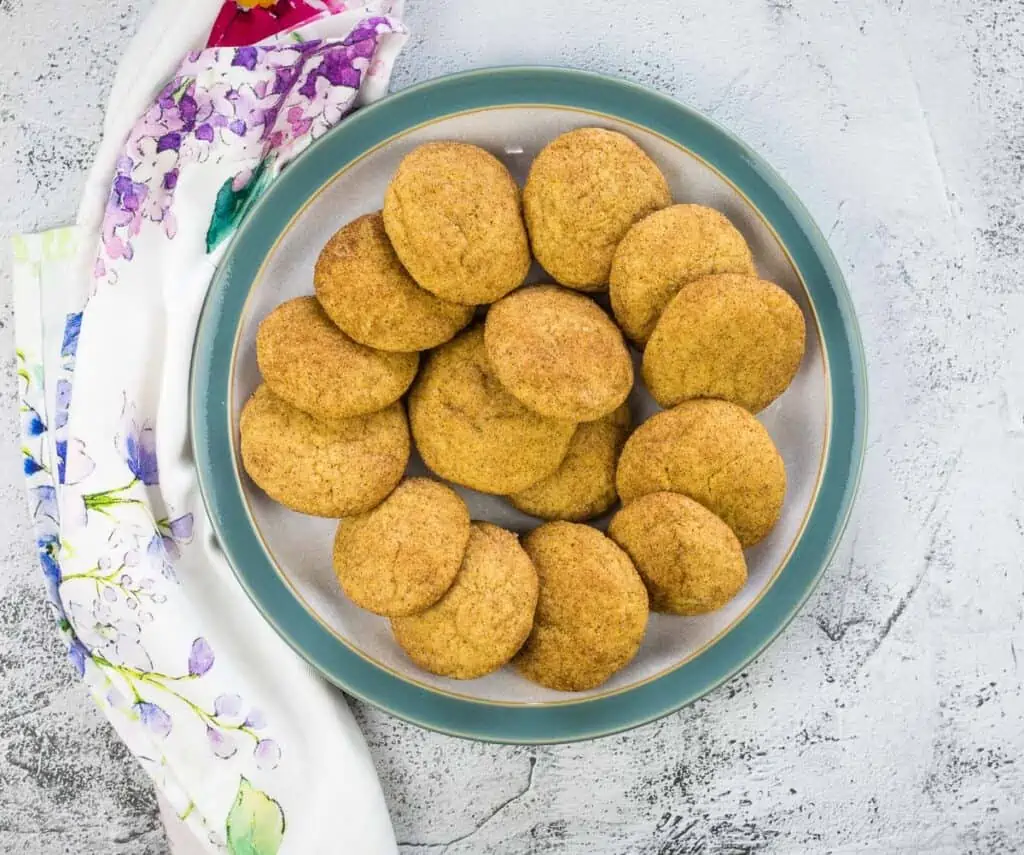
[
  {"left": 226, "top": 777, "right": 286, "bottom": 855},
  {"left": 206, "top": 162, "right": 269, "bottom": 254}
]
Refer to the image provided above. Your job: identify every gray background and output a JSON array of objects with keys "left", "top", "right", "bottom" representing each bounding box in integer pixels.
[{"left": 1, "top": 0, "right": 1022, "bottom": 853}]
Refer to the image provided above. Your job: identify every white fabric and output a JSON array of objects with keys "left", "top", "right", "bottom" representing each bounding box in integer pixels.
[{"left": 12, "top": 2, "right": 408, "bottom": 852}]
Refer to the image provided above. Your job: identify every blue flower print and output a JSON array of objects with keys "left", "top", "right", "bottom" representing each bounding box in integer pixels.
[{"left": 62, "top": 312, "right": 83, "bottom": 359}]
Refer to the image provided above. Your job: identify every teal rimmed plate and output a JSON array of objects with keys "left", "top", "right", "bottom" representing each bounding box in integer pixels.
[{"left": 191, "top": 66, "right": 866, "bottom": 743}]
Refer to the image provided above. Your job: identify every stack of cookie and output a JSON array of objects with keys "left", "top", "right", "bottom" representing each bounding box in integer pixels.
[{"left": 239, "top": 128, "right": 806, "bottom": 692}]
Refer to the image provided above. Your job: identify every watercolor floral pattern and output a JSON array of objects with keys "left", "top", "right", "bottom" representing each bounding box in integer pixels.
[
  {"left": 96, "top": 17, "right": 399, "bottom": 284},
  {"left": 13, "top": 7, "right": 403, "bottom": 850}
]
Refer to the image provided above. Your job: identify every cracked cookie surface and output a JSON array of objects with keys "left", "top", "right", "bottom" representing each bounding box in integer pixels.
[
  {"left": 615, "top": 399, "right": 785, "bottom": 547},
  {"left": 409, "top": 326, "right": 576, "bottom": 495}
]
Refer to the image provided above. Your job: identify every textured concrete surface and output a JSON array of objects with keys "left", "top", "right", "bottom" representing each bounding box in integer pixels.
[{"left": 2, "top": 0, "right": 1023, "bottom": 853}]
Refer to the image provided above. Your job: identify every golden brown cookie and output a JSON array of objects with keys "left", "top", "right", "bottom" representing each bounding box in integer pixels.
[
  {"left": 409, "top": 326, "right": 576, "bottom": 494},
  {"left": 616, "top": 400, "right": 785, "bottom": 547},
  {"left": 643, "top": 274, "right": 806, "bottom": 413},
  {"left": 314, "top": 213, "right": 474, "bottom": 352},
  {"left": 514, "top": 522, "right": 648, "bottom": 691},
  {"left": 484, "top": 285, "right": 634, "bottom": 422},
  {"left": 383, "top": 142, "right": 530, "bottom": 305},
  {"left": 256, "top": 296, "right": 418, "bottom": 419},
  {"left": 610, "top": 204, "right": 757, "bottom": 343},
  {"left": 332, "top": 479, "right": 471, "bottom": 617},
  {"left": 509, "top": 404, "right": 631, "bottom": 522},
  {"left": 239, "top": 385, "right": 409, "bottom": 517},
  {"left": 391, "top": 522, "right": 539, "bottom": 679},
  {"left": 523, "top": 128, "right": 670, "bottom": 291},
  {"left": 608, "top": 492, "right": 748, "bottom": 615}
]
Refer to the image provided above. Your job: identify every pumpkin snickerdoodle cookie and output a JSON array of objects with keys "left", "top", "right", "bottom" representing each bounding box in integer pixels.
[
  {"left": 524, "top": 128, "right": 671, "bottom": 291},
  {"left": 409, "top": 326, "right": 576, "bottom": 495},
  {"left": 383, "top": 142, "right": 530, "bottom": 305},
  {"left": 609, "top": 491, "right": 748, "bottom": 615},
  {"left": 239, "top": 385, "right": 409, "bottom": 518},
  {"left": 616, "top": 399, "right": 786, "bottom": 547},
  {"left": 333, "top": 478, "right": 471, "bottom": 617},
  {"left": 484, "top": 285, "right": 633, "bottom": 422},
  {"left": 256, "top": 296, "right": 418, "bottom": 419},
  {"left": 391, "top": 522, "right": 539, "bottom": 680},
  {"left": 643, "top": 273, "right": 806, "bottom": 413},
  {"left": 610, "top": 204, "right": 756, "bottom": 344},
  {"left": 509, "top": 404, "right": 631, "bottom": 522},
  {"left": 314, "top": 213, "right": 474, "bottom": 353},
  {"left": 514, "top": 522, "right": 648, "bottom": 692}
]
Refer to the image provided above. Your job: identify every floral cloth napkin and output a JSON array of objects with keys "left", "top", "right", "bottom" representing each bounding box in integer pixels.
[{"left": 12, "top": 2, "right": 408, "bottom": 852}]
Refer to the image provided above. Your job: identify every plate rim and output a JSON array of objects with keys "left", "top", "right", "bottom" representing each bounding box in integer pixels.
[{"left": 190, "top": 65, "right": 868, "bottom": 744}]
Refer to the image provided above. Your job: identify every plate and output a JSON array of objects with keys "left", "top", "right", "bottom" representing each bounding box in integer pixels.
[{"left": 191, "top": 67, "right": 866, "bottom": 743}]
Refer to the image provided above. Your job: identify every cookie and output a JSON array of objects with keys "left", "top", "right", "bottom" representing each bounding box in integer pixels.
[
  {"left": 610, "top": 204, "right": 757, "bottom": 343},
  {"left": 514, "top": 522, "right": 648, "bottom": 692},
  {"left": 391, "top": 522, "right": 539, "bottom": 679},
  {"left": 616, "top": 399, "right": 785, "bottom": 547},
  {"left": 409, "top": 326, "right": 576, "bottom": 494},
  {"left": 314, "top": 213, "right": 474, "bottom": 353},
  {"left": 484, "top": 285, "right": 634, "bottom": 422},
  {"left": 608, "top": 492, "right": 748, "bottom": 615},
  {"left": 333, "top": 478, "right": 471, "bottom": 617},
  {"left": 643, "top": 274, "right": 806, "bottom": 413},
  {"left": 239, "top": 384, "right": 409, "bottom": 517},
  {"left": 256, "top": 296, "right": 418, "bottom": 419},
  {"left": 383, "top": 142, "right": 530, "bottom": 305},
  {"left": 510, "top": 404, "right": 631, "bottom": 522},
  {"left": 523, "top": 128, "right": 671, "bottom": 291}
]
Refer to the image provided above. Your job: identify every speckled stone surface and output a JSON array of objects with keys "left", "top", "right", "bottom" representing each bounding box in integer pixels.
[{"left": 2, "top": 1, "right": 1022, "bottom": 852}]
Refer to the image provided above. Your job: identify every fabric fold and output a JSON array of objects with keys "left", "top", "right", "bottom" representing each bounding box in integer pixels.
[{"left": 12, "top": 2, "right": 408, "bottom": 852}]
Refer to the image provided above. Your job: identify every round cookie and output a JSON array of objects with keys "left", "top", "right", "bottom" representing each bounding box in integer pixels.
[
  {"left": 333, "top": 479, "right": 471, "bottom": 617},
  {"left": 239, "top": 385, "right": 409, "bottom": 517},
  {"left": 643, "top": 274, "right": 806, "bottom": 413},
  {"left": 610, "top": 204, "right": 757, "bottom": 343},
  {"left": 409, "top": 326, "right": 576, "bottom": 494},
  {"left": 608, "top": 492, "right": 748, "bottom": 615},
  {"left": 510, "top": 404, "right": 631, "bottom": 522},
  {"left": 524, "top": 128, "right": 671, "bottom": 291},
  {"left": 616, "top": 399, "right": 786, "bottom": 547},
  {"left": 515, "top": 522, "right": 648, "bottom": 692},
  {"left": 314, "top": 213, "right": 474, "bottom": 352},
  {"left": 391, "top": 522, "right": 539, "bottom": 680},
  {"left": 484, "top": 285, "right": 634, "bottom": 422},
  {"left": 256, "top": 296, "right": 418, "bottom": 419},
  {"left": 383, "top": 142, "right": 530, "bottom": 305}
]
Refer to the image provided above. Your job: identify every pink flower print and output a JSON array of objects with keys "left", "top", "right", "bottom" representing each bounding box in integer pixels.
[{"left": 285, "top": 104, "right": 312, "bottom": 138}]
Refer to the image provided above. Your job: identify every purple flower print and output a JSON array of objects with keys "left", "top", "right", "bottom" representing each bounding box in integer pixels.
[
  {"left": 207, "top": 725, "right": 238, "bottom": 759},
  {"left": 254, "top": 739, "right": 281, "bottom": 771},
  {"left": 243, "top": 708, "right": 267, "bottom": 730},
  {"left": 55, "top": 378, "right": 72, "bottom": 431},
  {"left": 134, "top": 701, "right": 173, "bottom": 738},
  {"left": 215, "top": 693, "right": 243, "bottom": 718},
  {"left": 118, "top": 406, "right": 159, "bottom": 486},
  {"left": 31, "top": 485, "right": 59, "bottom": 529},
  {"left": 233, "top": 47, "right": 259, "bottom": 72},
  {"left": 188, "top": 637, "right": 215, "bottom": 676},
  {"left": 68, "top": 639, "right": 89, "bottom": 677}
]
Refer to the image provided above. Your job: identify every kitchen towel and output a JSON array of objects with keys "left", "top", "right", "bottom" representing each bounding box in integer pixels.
[{"left": 11, "top": 1, "right": 408, "bottom": 851}]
